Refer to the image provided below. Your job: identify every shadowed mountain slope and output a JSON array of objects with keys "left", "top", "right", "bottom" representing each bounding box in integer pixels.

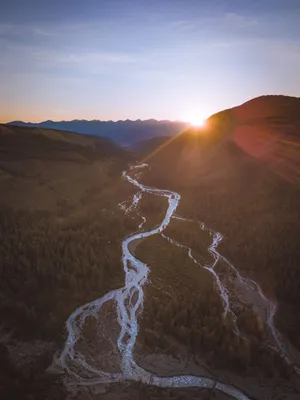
[
  {"left": 142, "top": 95, "right": 300, "bottom": 352},
  {"left": 133, "top": 135, "right": 171, "bottom": 157},
  {"left": 0, "top": 124, "right": 130, "bottom": 210},
  {"left": 7, "top": 119, "right": 190, "bottom": 147}
]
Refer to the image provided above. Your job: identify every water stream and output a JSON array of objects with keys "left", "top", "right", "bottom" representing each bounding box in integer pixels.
[{"left": 55, "top": 163, "right": 299, "bottom": 398}]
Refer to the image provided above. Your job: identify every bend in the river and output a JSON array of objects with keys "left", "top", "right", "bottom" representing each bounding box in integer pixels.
[{"left": 55, "top": 163, "right": 297, "bottom": 400}]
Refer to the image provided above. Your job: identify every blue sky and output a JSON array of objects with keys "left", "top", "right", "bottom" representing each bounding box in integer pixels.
[{"left": 1, "top": 0, "right": 300, "bottom": 122}]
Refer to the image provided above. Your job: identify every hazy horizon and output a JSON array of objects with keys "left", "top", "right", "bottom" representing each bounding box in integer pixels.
[
  {"left": 4, "top": 93, "right": 298, "bottom": 125},
  {"left": 5, "top": 117, "right": 190, "bottom": 123},
  {"left": 1, "top": 0, "right": 300, "bottom": 123}
]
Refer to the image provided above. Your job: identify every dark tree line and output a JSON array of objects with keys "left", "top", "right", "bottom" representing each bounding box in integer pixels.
[
  {"left": 0, "top": 197, "right": 138, "bottom": 398},
  {"left": 0, "top": 206, "right": 137, "bottom": 341}
]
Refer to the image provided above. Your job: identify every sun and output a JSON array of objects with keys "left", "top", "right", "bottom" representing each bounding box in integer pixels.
[
  {"left": 189, "top": 117, "right": 206, "bottom": 127},
  {"left": 183, "top": 113, "right": 207, "bottom": 127}
]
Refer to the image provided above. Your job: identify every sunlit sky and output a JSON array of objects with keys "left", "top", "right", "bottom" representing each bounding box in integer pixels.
[{"left": 1, "top": 0, "right": 300, "bottom": 123}]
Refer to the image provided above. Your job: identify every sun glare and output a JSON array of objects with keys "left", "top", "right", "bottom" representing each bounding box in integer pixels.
[
  {"left": 183, "top": 113, "right": 207, "bottom": 127},
  {"left": 190, "top": 117, "right": 206, "bottom": 127}
]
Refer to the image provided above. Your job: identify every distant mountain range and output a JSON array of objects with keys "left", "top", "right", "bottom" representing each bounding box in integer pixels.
[{"left": 7, "top": 119, "right": 189, "bottom": 147}]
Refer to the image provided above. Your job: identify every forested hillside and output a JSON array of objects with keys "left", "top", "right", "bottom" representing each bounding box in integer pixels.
[
  {"left": 141, "top": 95, "right": 300, "bottom": 355},
  {"left": 0, "top": 124, "right": 137, "bottom": 398},
  {"left": 2, "top": 96, "right": 300, "bottom": 399}
]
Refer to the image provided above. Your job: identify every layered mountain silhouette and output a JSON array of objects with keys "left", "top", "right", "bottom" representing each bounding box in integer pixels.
[{"left": 7, "top": 119, "right": 189, "bottom": 147}]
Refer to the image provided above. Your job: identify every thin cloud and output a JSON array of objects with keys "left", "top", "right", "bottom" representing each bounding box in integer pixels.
[
  {"left": 0, "top": 24, "right": 16, "bottom": 34},
  {"left": 170, "top": 20, "right": 194, "bottom": 30},
  {"left": 201, "top": 37, "right": 300, "bottom": 67},
  {"left": 224, "top": 12, "right": 259, "bottom": 28},
  {"left": 33, "top": 50, "right": 136, "bottom": 66},
  {"left": 32, "top": 27, "right": 58, "bottom": 37}
]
